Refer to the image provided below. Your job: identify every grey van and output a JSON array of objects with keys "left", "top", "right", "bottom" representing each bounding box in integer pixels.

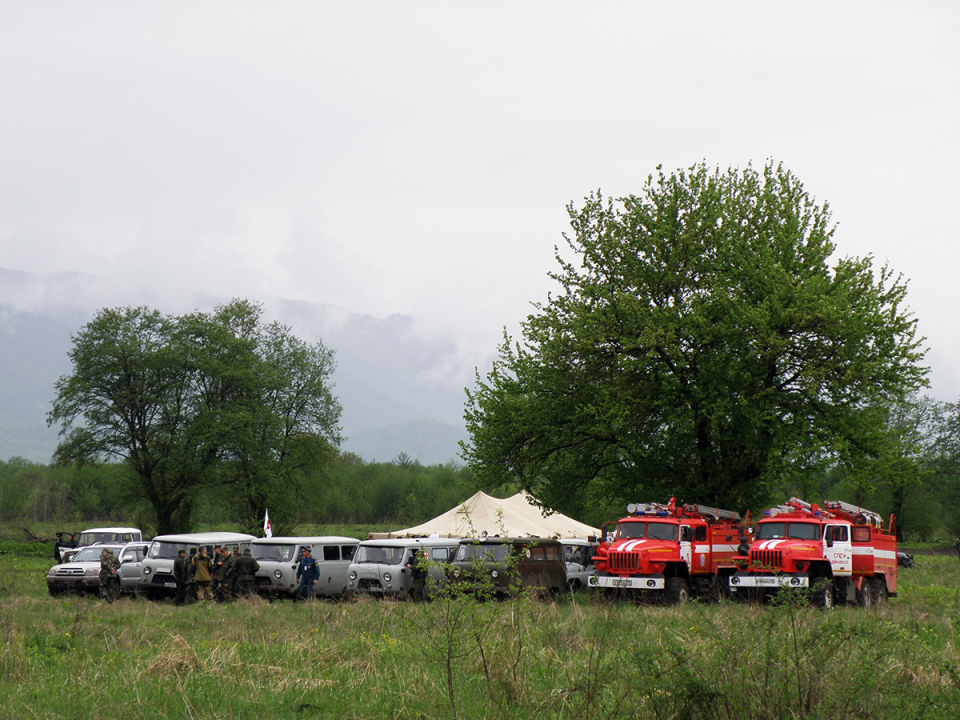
[
  {"left": 139, "top": 532, "right": 255, "bottom": 599},
  {"left": 251, "top": 536, "right": 359, "bottom": 598},
  {"left": 347, "top": 538, "right": 460, "bottom": 600}
]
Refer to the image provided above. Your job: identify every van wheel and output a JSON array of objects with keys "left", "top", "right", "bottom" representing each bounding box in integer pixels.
[{"left": 665, "top": 577, "right": 690, "bottom": 605}]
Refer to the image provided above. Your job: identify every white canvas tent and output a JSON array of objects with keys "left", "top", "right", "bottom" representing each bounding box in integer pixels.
[{"left": 370, "top": 490, "right": 600, "bottom": 539}]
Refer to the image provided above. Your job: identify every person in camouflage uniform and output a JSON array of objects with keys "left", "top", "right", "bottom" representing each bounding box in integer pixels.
[
  {"left": 234, "top": 548, "right": 260, "bottom": 598},
  {"left": 99, "top": 547, "right": 121, "bottom": 603},
  {"left": 192, "top": 546, "right": 213, "bottom": 601},
  {"left": 227, "top": 548, "right": 241, "bottom": 597},
  {"left": 209, "top": 545, "right": 223, "bottom": 597},
  {"left": 185, "top": 547, "right": 197, "bottom": 603},
  {"left": 215, "top": 547, "right": 232, "bottom": 601},
  {"left": 173, "top": 548, "right": 188, "bottom": 606}
]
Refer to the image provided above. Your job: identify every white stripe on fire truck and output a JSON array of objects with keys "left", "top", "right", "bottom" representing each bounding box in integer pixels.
[{"left": 619, "top": 540, "right": 648, "bottom": 552}]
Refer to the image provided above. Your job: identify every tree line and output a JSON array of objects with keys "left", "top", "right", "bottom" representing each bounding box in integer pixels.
[{"left": 0, "top": 452, "right": 477, "bottom": 535}]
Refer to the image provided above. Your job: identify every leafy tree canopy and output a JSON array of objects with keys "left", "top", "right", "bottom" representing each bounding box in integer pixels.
[
  {"left": 48, "top": 299, "right": 341, "bottom": 534},
  {"left": 463, "top": 161, "right": 928, "bottom": 516}
]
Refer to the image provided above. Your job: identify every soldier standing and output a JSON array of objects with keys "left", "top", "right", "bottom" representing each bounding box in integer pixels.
[
  {"left": 185, "top": 547, "right": 197, "bottom": 602},
  {"left": 209, "top": 545, "right": 223, "bottom": 598},
  {"left": 99, "top": 547, "right": 121, "bottom": 603},
  {"left": 193, "top": 546, "right": 213, "bottom": 601},
  {"left": 296, "top": 547, "right": 320, "bottom": 600},
  {"left": 234, "top": 548, "right": 260, "bottom": 598},
  {"left": 954, "top": 535, "right": 960, "bottom": 564},
  {"left": 53, "top": 532, "right": 64, "bottom": 564},
  {"left": 173, "top": 549, "right": 188, "bottom": 606},
  {"left": 215, "top": 547, "right": 232, "bottom": 601}
]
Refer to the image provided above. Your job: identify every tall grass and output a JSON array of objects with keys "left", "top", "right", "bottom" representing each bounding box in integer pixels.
[{"left": 2, "top": 547, "right": 960, "bottom": 718}]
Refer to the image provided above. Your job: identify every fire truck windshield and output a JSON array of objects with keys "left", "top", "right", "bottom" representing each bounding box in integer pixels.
[
  {"left": 617, "top": 522, "right": 678, "bottom": 541},
  {"left": 755, "top": 522, "right": 821, "bottom": 541}
]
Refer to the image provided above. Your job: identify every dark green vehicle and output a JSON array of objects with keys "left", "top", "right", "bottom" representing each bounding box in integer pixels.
[{"left": 448, "top": 537, "right": 566, "bottom": 598}]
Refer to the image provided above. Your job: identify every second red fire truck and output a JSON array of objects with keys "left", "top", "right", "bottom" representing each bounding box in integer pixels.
[{"left": 728, "top": 497, "right": 897, "bottom": 608}]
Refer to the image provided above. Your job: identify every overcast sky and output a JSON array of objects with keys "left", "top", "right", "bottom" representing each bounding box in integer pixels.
[{"left": 2, "top": 2, "right": 959, "bottom": 400}]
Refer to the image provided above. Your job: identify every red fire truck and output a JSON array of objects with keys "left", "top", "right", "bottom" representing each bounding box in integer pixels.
[
  {"left": 589, "top": 499, "right": 747, "bottom": 604},
  {"left": 728, "top": 497, "right": 897, "bottom": 608}
]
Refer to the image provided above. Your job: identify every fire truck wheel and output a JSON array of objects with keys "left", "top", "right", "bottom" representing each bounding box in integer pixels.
[
  {"left": 856, "top": 582, "right": 873, "bottom": 609},
  {"left": 665, "top": 577, "right": 690, "bottom": 605},
  {"left": 872, "top": 578, "right": 888, "bottom": 605},
  {"left": 811, "top": 580, "right": 834, "bottom": 610}
]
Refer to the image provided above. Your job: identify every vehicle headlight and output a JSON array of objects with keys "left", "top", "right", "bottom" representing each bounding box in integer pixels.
[
  {"left": 790, "top": 577, "right": 801, "bottom": 586},
  {"left": 383, "top": 573, "right": 392, "bottom": 583},
  {"left": 274, "top": 570, "right": 283, "bottom": 579},
  {"left": 85, "top": 567, "right": 98, "bottom": 576},
  {"left": 491, "top": 570, "right": 499, "bottom": 578},
  {"left": 731, "top": 576, "right": 740, "bottom": 585},
  {"left": 143, "top": 566, "right": 152, "bottom": 576},
  {"left": 349, "top": 570, "right": 357, "bottom": 580}
]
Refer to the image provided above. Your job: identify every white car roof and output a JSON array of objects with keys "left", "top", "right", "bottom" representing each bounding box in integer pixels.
[
  {"left": 251, "top": 536, "right": 359, "bottom": 545},
  {"left": 150, "top": 532, "right": 255, "bottom": 543},
  {"left": 79, "top": 527, "right": 142, "bottom": 534}
]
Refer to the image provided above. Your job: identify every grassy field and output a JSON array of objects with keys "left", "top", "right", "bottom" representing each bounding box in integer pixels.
[{"left": 2, "top": 532, "right": 960, "bottom": 719}]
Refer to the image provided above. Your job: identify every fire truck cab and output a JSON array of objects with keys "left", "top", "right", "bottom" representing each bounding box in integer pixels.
[
  {"left": 728, "top": 498, "right": 897, "bottom": 608},
  {"left": 589, "top": 499, "right": 744, "bottom": 604}
]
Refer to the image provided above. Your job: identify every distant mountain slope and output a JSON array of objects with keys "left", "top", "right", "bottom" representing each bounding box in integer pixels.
[
  {"left": 0, "top": 268, "right": 474, "bottom": 465},
  {"left": 346, "top": 419, "right": 468, "bottom": 466}
]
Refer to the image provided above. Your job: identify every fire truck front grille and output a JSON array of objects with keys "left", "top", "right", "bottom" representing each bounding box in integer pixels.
[
  {"left": 609, "top": 552, "right": 640, "bottom": 572},
  {"left": 750, "top": 550, "right": 782, "bottom": 569}
]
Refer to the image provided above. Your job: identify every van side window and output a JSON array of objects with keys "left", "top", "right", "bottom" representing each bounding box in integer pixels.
[
  {"left": 341, "top": 545, "right": 356, "bottom": 561},
  {"left": 431, "top": 548, "right": 449, "bottom": 561},
  {"left": 323, "top": 546, "right": 340, "bottom": 561}
]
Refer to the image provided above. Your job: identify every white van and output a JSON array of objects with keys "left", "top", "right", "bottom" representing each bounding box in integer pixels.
[
  {"left": 139, "top": 532, "right": 255, "bottom": 599},
  {"left": 59, "top": 526, "right": 144, "bottom": 562},
  {"left": 251, "top": 536, "right": 360, "bottom": 598},
  {"left": 347, "top": 538, "right": 460, "bottom": 600},
  {"left": 560, "top": 538, "right": 597, "bottom": 589}
]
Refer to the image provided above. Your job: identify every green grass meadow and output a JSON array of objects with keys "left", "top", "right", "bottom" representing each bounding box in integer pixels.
[{"left": 3, "top": 536, "right": 960, "bottom": 719}]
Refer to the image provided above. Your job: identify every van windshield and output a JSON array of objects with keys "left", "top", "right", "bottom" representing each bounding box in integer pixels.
[
  {"left": 354, "top": 545, "right": 407, "bottom": 565},
  {"left": 251, "top": 544, "right": 297, "bottom": 562},
  {"left": 455, "top": 544, "right": 510, "bottom": 562}
]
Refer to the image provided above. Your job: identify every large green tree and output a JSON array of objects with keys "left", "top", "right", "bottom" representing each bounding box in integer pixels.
[
  {"left": 48, "top": 300, "right": 341, "bottom": 534},
  {"left": 463, "top": 161, "right": 928, "bottom": 516}
]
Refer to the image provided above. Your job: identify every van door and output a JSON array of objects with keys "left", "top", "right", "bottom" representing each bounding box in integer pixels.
[{"left": 316, "top": 545, "right": 350, "bottom": 596}]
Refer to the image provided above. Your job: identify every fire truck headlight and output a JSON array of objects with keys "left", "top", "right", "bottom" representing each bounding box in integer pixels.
[
  {"left": 731, "top": 576, "right": 740, "bottom": 586},
  {"left": 646, "top": 579, "right": 656, "bottom": 588},
  {"left": 790, "top": 577, "right": 801, "bottom": 586}
]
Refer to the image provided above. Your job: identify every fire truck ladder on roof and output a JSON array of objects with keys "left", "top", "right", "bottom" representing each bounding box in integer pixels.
[
  {"left": 684, "top": 504, "right": 741, "bottom": 521},
  {"left": 823, "top": 500, "right": 883, "bottom": 526}
]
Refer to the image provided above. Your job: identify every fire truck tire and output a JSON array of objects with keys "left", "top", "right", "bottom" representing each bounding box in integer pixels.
[
  {"left": 856, "top": 582, "right": 873, "bottom": 609},
  {"left": 665, "top": 577, "right": 690, "bottom": 605},
  {"left": 811, "top": 581, "right": 834, "bottom": 609},
  {"left": 872, "top": 578, "right": 888, "bottom": 605}
]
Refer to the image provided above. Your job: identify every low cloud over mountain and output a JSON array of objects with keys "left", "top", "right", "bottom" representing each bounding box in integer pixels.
[{"left": 0, "top": 268, "right": 473, "bottom": 465}]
